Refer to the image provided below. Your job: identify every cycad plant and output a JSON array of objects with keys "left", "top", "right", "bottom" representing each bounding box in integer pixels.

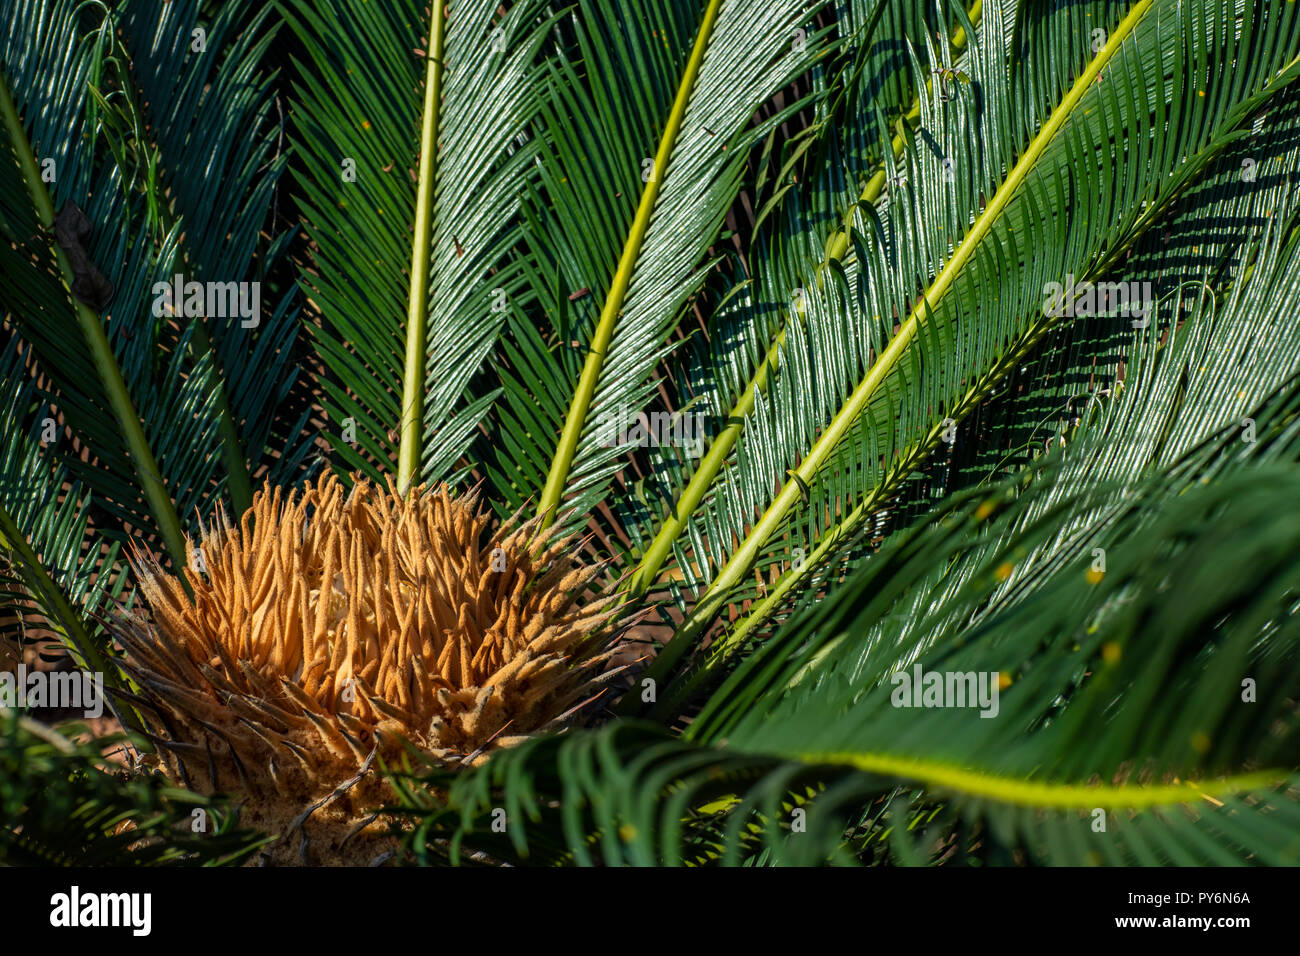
[{"left": 2, "top": 0, "right": 1300, "bottom": 866}]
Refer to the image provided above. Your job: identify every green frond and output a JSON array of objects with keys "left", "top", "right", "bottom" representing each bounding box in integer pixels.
[
  {"left": 488, "top": 0, "right": 833, "bottom": 533},
  {"left": 115, "top": 0, "right": 314, "bottom": 504},
  {"left": 400, "top": 390, "right": 1300, "bottom": 864},
  {"left": 0, "top": 340, "right": 134, "bottom": 709},
  {"left": 0, "top": 714, "right": 268, "bottom": 866},
  {"left": 286, "top": 0, "right": 560, "bottom": 488},
  {"left": 633, "top": 0, "right": 1300, "bottom": 694},
  {"left": 0, "top": 3, "right": 193, "bottom": 568}
]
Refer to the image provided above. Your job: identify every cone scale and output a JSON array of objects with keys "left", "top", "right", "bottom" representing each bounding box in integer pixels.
[{"left": 116, "top": 475, "right": 616, "bottom": 864}]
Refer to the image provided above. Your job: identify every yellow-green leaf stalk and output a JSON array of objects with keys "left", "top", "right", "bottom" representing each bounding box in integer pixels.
[
  {"left": 628, "top": 1, "right": 983, "bottom": 597},
  {"left": 397, "top": 4, "right": 447, "bottom": 492},
  {"left": 0, "top": 70, "right": 190, "bottom": 580},
  {"left": 646, "top": 0, "right": 1154, "bottom": 687},
  {"left": 536, "top": 0, "right": 726, "bottom": 529}
]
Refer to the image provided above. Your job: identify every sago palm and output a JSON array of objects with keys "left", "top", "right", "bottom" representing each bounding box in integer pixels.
[{"left": 1, "top": 0, "right": 1299, "bottom": 866}]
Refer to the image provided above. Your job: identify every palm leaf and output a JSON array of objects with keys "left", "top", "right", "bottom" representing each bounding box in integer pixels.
[
  {"left": 285, "top": 0, "right": 561, "bottom": 488},
  {"left": 634, "top": 0, "right": 1300, "bottom": 694},
  {"left": 0, "top": 338, "right": 134, "bottom": 712},
  {"left": 0, "top": 0, "right": 196, "bottom": 568},
  {"left": 0, "top": 714, "right": 268, "bottom": 866},
  {"left": 400, "top": 378, "right": 1300, "bottom": 864},
  {"left": 487, "top": 0, "right": 833, "bottom": 534}
]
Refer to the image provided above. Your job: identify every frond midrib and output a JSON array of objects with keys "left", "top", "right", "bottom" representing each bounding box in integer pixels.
[
  {"left": 627, "top": 1, "right": 985, "bottom": 598},
  {"left": 670, "top": 43, "right": 1300, "bottom": 692},
  {"left": 796, "top": 751, "right": 1287, "bottom": 810},
  {"left": 397, "top": 4, "right": 447, "bottom": 491},
  {"left": 535, "top": 0, "right": 727, "bottom": 529},
  {"left": 648, "top": 0, "right": 1156, "bottom": 683},
  {"left": 0, "top": 68, "right": 190, "bottom": 576}
]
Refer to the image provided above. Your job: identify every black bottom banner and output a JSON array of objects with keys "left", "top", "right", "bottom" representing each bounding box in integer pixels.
[{"left": 2, "top": 865, "right": 1282, "bottom": 945}]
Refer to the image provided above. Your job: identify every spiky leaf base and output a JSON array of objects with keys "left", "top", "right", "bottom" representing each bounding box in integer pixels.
[{"left": 116, "top": 475, "right": 616, "bottom": 864}]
